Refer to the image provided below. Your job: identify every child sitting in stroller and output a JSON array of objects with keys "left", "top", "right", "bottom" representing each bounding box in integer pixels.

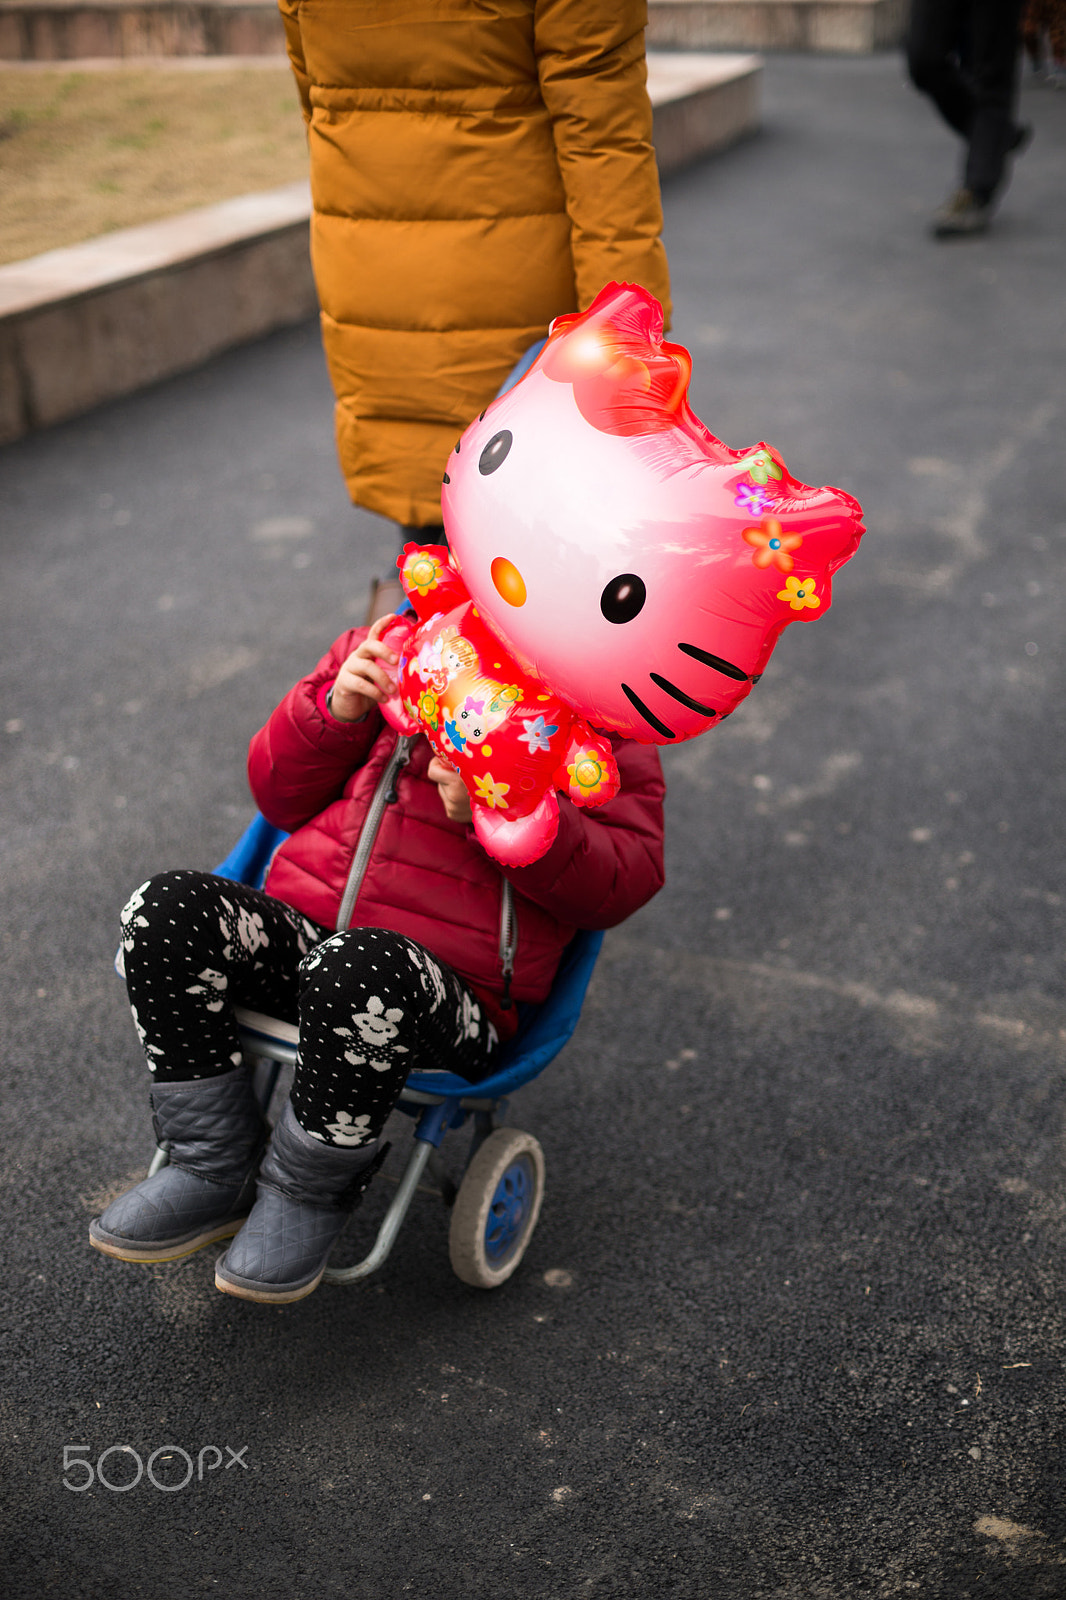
[{"left": 90, "top": 613, "right": 665, "bottom": 1303}]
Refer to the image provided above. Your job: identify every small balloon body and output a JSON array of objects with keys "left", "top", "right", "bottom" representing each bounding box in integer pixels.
[{"left": 378, "top": 548, "right": 619, "bottom": 868}]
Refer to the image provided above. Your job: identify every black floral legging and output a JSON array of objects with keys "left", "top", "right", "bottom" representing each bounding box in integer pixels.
[{"left": 118, "top": 871, "right": 499, "bottom": 1147}]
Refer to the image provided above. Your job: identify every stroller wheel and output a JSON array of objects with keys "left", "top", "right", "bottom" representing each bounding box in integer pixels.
[{"left": 449, "top": 1128, "right": 545, "bottom": 1288}]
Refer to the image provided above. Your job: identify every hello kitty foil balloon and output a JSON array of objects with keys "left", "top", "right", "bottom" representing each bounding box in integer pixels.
[{"left": 379, "top": 282, "right": 864, "bottom": 866}]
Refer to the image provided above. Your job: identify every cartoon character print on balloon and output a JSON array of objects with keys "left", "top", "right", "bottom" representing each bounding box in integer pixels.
[
  {"left": 380, "top": 559, "right": 621, "bottom": 868},
  {"left": 379, "top": 282, "right": 864, "bottom": 866}
]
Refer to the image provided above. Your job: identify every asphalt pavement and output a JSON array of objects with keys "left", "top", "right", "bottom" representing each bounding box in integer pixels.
[{"left": 1, "top": 52, "right": 1064, "bottom": 1600}]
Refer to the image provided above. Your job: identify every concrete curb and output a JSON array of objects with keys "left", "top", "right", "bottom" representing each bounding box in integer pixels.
[
  {"left": 651, "top": 51, "right": 762, "bottom": 176},
  {"left": 0, "top": 52, "right": 761, "bottom": 445},
  {"left": 0, "top": 0, "right": 283, "bottom": 60},
  {"left": 0, "top": 0, "right": 904, "bottom": 60},
  {"left": 647, "top": 0, "right": 907, "bottom": 53},
  {"left": 0, "top": 182, "right": 315, "bottom": 441}
]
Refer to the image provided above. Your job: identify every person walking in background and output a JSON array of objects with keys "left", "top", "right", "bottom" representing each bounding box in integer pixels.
[
  {"left": 906, "top": 0, "right": 1033, "bottom": 235},
  {"left": 278, "top": 0, "right": 671, "bottom": 565},
  {"left": 1021, "top": 0, "right": 1066, "bottom": 83}
]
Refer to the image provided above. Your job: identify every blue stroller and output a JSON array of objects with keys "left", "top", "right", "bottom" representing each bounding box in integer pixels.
[{"left": 142, "top": 812, "right": 602, "bottom": 1290}]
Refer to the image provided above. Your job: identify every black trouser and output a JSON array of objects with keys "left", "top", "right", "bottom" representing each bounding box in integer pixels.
[
  {"left": 118, "top": 871, "right": 498, "bottom": 1148},
  {"left": 907, "top": 0, "right": 1025, "bottom": 198}
]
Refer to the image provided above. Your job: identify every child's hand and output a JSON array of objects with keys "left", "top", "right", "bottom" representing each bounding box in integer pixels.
[
  {"left": 427, "top": 755, "right": 473, "bottom": 824},
  {"left": 329, "top": 615, "right": 400, "bottom": 722}
]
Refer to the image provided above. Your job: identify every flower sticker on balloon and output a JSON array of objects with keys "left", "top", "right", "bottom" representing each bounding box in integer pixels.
[
  {"left": 518, "top": 713, "right": 559, "bottom": 754},
  {"left": 742, "top": 517, "right": 803, "bottom": 573},
  {"left": 417, "top": 688, "right": 440, "bottom": 729},
  {"left": 566, "top": 750, "right": 613, "bottom": 804},
  {"left": 777, "top": 576, "right": 821, "bottom": 612},
  {"left": 473, "top": 772, "right": 511, "bottom": 810},
  {"left": 734, "top": 482, "right": 773, "bottom": 516},
  {"left": 402, "top": 548, "right": 445, "bottom": 597},
  {"left": 738, "top": 449, "right": 783, "bottom": 486}
]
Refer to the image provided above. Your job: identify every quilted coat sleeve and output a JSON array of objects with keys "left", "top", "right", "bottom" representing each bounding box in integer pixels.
[
  {"left": 277, "top": 0, "right": 312, "bottom": 125},
  {"left": 502, "top": 740, "right": 666, "bottom": 929},
  {"left": 534, "top": 0, "right": 672, "bottom": 323},
  {"left": 247, "top": 631, "right": 381, "bottom": 832}
]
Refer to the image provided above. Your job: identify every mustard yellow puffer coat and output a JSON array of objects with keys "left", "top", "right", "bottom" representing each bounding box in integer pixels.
[{"left": 279, "top": 0, "right": 672, "bottom": 526}]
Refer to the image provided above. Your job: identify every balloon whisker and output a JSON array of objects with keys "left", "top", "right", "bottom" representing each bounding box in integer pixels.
[
  {"left": 621, "top": 684, "right": 675, "bottom": 740},
  {"left": 648, "top": 674, "right": 719, "bottom": 717},
  {"left": 677, "top": 643, "right": 750, "bottom": 682}
]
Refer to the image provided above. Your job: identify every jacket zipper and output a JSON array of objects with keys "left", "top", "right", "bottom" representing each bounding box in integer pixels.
[
  {"left": 336, "top": 732, "right": 520, "bottom": 1000},
  {"left": 335, "top": 733, "right": 415, "bottom": 930},
  {"left": 498, "top": 876, "right": 517, "bottom": 1009}
]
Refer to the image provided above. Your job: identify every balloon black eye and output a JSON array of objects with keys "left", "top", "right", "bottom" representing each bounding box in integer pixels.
[
  {"left": 600, "top": 574, "right": 646, "bottom": 624},
  {"left": 478, "top": 430, "right": 512, "bottom": 475}
]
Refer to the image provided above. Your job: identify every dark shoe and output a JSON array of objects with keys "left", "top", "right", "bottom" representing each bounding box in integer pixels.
[
  {"left": 89, "top": 1066, "right": 265, "bottom": 1263},
  {"left": 1010, "top": 121, "right": 1034, "bottom": 155},
  {"left": 931, "top": 188, "right": 993, "bottom": 238},
  {"left": 214, "top": 1101, "right": 384, "bottom": 1303}
]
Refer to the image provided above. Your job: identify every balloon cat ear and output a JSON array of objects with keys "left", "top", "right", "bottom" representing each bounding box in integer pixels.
[{"left": 539, "top": 282, "right": 693, "bottom": 437}]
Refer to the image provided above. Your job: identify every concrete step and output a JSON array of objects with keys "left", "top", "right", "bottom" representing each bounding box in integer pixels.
[
  {"left": 0, "top": 51, "right": 761, "bottom": 444},
  {"left": 647, "top": 0, "right": 907, "bottom": 54},
  {"left": 651, "top": 51, "right": 760, "bottom": 176},
  {"left": 0, "top": 182, "right": 315, "bottom": 443},
  {"left": 0, "top": 0, "right": 284, "bottom": 60}
]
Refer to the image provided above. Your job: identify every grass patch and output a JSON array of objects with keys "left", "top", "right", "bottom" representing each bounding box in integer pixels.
[{"left": 0, "top": 64, "right": 308, "bottom": 265}]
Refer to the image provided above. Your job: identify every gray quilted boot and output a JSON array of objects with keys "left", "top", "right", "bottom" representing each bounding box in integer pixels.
[
  {"left": 214, "top": 1100, "right": 383, "bottom": 1304},
  {"left": 89, "top": 1065, "right": 265, "bottom": 1263}
]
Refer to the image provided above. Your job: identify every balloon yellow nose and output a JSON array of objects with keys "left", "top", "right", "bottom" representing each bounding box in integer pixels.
[{"left": 491, "top": 557, "right": 527, "bottom": 607}]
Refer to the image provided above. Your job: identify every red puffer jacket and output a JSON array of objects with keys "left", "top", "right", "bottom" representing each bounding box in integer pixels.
[{"left": 248, "top": 629, "right": 666, "bottom": 1031}]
